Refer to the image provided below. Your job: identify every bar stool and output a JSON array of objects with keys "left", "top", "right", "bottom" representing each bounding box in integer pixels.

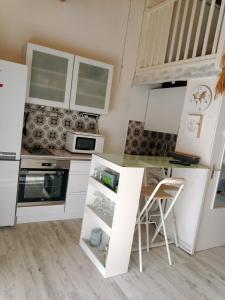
[{"left": 136, "top": 177, "right": 185, "bottom": 272}]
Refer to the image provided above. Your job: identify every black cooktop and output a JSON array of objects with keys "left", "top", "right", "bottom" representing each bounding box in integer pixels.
[{"left": 26, "top": 148, "right": 53, "bottom": 156}]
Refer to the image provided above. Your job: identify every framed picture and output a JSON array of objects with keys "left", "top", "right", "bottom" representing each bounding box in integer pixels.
[{"left": 185, "top": 114, "right": 203, "bottom": 138}]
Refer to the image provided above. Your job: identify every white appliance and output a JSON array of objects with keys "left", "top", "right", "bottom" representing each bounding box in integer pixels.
[
  {"left": 195, "top": 95, "right": 225, "bottom": 251},
  {"left": 0, "top": 60, "right": 27, "bottom": 226},
  {"left": 65, "top": 131, "right": 104, "bottom": 154}
]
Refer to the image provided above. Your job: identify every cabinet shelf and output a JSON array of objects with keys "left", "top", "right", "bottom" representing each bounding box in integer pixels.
[
  {"left": 77, "top": 91, "right": 104, "bottom": 100},
  {"left": 86, "top": 205, "right": 112, "bottom": 236},
  {"left": 80, "top": 239, "right": 106, "bottom": 275},
  {"left": 32, "top": 67, "right": 66, "bottom": 77},
  {"left": 31, "top": 83, "right": 65, "bottom": 92},
  {"left": 89, "top": 177, "right": 117, "bottom": 203},
  {"left": 79, "top": 77, "right": 107, "bottom": 86}
]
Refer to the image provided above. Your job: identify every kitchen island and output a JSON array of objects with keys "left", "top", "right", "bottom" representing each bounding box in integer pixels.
[{"left": 80, "top": 153, "right": 209, "bottom": 278}]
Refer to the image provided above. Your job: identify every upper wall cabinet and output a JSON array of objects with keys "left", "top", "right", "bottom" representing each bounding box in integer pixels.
[
  {"left": 26, "top": 43, "right": 113, "bottom": 114},
  {"left": 70, "top": 56, "right": 113, "bottom": 114},
  {"left": 26, "top": 43, "right": 74, "bottom": 109}
]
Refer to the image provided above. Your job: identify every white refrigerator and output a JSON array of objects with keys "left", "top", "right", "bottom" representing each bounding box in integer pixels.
[
  {"left": 195, "top": 96, "right": 225, "bottom": 251},
  {"left": 0, "top": 60, "right": 27, "bottom": 226}
]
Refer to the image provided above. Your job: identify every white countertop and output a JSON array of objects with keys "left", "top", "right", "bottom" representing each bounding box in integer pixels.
[{"left": 21, "top": 147, "right": 92, "bottom": 161}]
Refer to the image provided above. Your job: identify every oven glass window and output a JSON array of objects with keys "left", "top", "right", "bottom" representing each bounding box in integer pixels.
[
  {"left": 18, "top": 169, "right": 68, "bottom": 203},
  {"left": 76, "top": 137, "right": 96, "bottom": 151}
]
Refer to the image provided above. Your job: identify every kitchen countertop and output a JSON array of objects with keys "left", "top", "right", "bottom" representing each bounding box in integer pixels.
[
  {"left": 21, "top": 147, "right": 92, "bottom": 161},
  {"left": 95, "top": 153, "right": 209, "bottom": 169}
]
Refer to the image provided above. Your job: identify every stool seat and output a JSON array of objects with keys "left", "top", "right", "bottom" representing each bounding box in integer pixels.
[{"left": 141, "top": 185, "right": 173, "bottom": 199}]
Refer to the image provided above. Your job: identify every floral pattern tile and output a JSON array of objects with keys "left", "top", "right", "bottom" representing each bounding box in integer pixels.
[
  {"left": 125, "top": 120, "right": 177, "bottom": 156},
  {"left": 22, "top": 104, "right": 98, "bottom": 150}
]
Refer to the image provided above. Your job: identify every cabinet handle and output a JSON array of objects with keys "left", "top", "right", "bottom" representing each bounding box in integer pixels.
[{"left": 211, "top": 164, "right": 215, "bottom": 179}]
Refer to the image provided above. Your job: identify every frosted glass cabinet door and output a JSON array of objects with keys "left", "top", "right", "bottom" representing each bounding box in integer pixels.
[
  {"left": 70, "top": 56, "right": 113, "bottom": 114},
  {"left": 26, "top": 43, "right": 74, "bottom": 109}
]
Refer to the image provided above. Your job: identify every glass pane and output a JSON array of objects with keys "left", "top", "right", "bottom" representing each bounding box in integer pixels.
[
  {"left": 214, "top": 156, "right": 225, "bottom": 208},
  {"left": 29, "top": 50, "right": 68, "bottom": 103},
  {"left": 76, "top": 62, "right": 109, "bottom": 109},
  {"left": 24, "top": 173, "right": 63, "bottom": 200}
]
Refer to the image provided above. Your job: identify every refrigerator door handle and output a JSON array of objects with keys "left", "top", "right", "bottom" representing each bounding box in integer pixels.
[
  {"left": 211, "top": 164, "right": 215, "bottom": 179},
  {"left": 0, "top": 152, "right": 16, "bottom": 160}
]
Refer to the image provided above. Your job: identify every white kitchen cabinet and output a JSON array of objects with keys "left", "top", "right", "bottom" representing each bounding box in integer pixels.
[
  {"left": 70, "top": 56, "right": 113, "bottom": 114},
  {"left": 65, "top": 160, "right": 91, "bottom": 218},
  {"left": 144, "top": 87, "right": 186, "bottom": 134},
  {"left": 26, "top": 44, "right": 113, "bottom": 114},
  {"left": 65, "top": 193, "right": 87, "bottom": 219},
  {"left": 26, "top": 43, "right": 74, "bottom": 109}
]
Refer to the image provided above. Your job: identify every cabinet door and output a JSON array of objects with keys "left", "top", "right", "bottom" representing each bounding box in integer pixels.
[
  {"left": 26, "top": 43, "right": 74, "bottom": 109},
  {"left": 70, "top": 56, "right": 113, "bottom": 114},
  {"left": 65, "top": 193, "right": 86, "bottom": 218},
  {"left": 67, "top": 174, "right": 89, "bottom": 193}
]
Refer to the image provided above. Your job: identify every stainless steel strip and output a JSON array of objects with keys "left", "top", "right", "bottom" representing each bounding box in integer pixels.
[
  {"left": 21, "top": 158, "right": 70, "bottom": 169},
  {"left": 0, "top": 152, "right": 16, "bottom": 160},
  {"left": 26, "top": 170, "right": 59, "bottom": 175}
]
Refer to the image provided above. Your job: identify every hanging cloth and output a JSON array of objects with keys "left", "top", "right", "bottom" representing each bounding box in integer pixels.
[{"left": 215, "top": 54, "right": 225, "bottom": 99}]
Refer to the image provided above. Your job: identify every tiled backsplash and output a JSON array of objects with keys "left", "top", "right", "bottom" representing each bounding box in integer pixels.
[
  {"left": 22, "top": 104, "right": 98, "bottom": 149},
  {"left": 125, "top": 120, "right": 177, "bottom": 156}
]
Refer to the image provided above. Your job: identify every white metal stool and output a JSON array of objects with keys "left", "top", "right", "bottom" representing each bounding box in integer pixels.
[{"left": 136, "top": 177, "right": 185, "bottom": 272}]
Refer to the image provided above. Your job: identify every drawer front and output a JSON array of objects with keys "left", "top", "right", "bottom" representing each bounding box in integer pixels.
[
  {"left": 67, "top": 174, "right": 89, "bottom": 193},
  {"left": 65, "top": 193, "right": 86, "bottom": 218},
  {"left": 69, "top": 161, "right": 91, "bottom": 174}
]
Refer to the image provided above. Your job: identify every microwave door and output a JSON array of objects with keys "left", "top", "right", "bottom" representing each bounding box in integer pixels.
[{"left": 75, "top": 137, "right": 96, "bottom": 151}]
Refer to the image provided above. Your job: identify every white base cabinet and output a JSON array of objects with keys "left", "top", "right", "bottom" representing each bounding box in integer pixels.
[
  {"left": 65, "top": 160, "right": 91, "bottom": 218},
  {"left": 16, "top": 159, "right": 91, "bottom": 223},
  {"left": 80, "top": 154, "right": 144, "bottom": 278}
]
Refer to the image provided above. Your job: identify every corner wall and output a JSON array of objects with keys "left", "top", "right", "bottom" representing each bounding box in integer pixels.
[{"left": 0, "top": 0, "right": 149, "bottom": 153}]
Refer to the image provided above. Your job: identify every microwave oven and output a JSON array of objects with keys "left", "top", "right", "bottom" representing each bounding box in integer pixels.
[{"left": 65, "top": 131, "right": 104, "bottom": 154}]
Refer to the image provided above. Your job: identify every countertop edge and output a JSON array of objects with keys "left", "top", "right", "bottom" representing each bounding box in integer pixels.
[{"left": 20, "top": 148, "right": 92, "bottom": 161}]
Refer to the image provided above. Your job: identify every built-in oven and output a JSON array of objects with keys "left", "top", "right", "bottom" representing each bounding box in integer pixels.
[{"left": 18, "top": 159, "right": 70, "bottom": 206}]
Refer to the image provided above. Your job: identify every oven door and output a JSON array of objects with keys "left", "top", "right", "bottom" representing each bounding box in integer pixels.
[{"left": 18, "top": 169, "right": 69, "bottom": 206}]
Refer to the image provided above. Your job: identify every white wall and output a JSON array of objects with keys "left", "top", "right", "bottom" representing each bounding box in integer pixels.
[
  {"left": 144, "top": 86, "right": 186, "bottom": 134},
  {"left": 0, "top": 0, "right": 149, "bottom": 153},
  {"left": 173, "top": 77, "right": 223, "bottom": 253},
  {"left": 176, "top": 77, "right": 222, "bottom": 165}
]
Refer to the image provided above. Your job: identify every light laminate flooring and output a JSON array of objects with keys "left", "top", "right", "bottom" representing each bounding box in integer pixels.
[{"left": 0, "top": 219, "right": 225, "bottom": 300}]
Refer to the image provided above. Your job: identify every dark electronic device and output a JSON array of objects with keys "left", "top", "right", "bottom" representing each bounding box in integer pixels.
[
  {"left": 168, "top": 151, "right": 200, "bottom": 164},
  {"left": 169, "top": 160, "right": 190, "bottom": 166}
]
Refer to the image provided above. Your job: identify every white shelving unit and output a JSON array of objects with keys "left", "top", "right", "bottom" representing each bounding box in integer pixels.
[{"left": 80, "top": 154, "right": 144, "bottom": 278}]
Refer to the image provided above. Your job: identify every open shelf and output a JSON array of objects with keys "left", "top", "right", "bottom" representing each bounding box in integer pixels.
[
  {"left": 80, "top": 239, "right": 106, "bottom": 276},
  {"left": 80, "top": 154, "right": 144, "bottom": 278},
  {"left": 86, "top": 205, "right": 112, "bottom": 235},
  {"left": 89, "top": 177, "right": 117, "bottom": 203}
]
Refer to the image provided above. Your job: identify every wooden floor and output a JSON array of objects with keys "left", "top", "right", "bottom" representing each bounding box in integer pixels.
[{"left": 0, "top": 220, "right": 225, "bottom": 300}]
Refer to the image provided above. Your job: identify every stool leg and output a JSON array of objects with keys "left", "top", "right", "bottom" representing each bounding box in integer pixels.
[
  {"left": 145, "top": 197, "right": 150, "bottom": 252},
  {"left": 138, "top": 220, "right": 143, "bottom": 272},
  {"left": 172, "top": 208, "right": 178, "bottom": 247},
  {"left": 158, "top": 199, "right": 172, "bottom": 266}
]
